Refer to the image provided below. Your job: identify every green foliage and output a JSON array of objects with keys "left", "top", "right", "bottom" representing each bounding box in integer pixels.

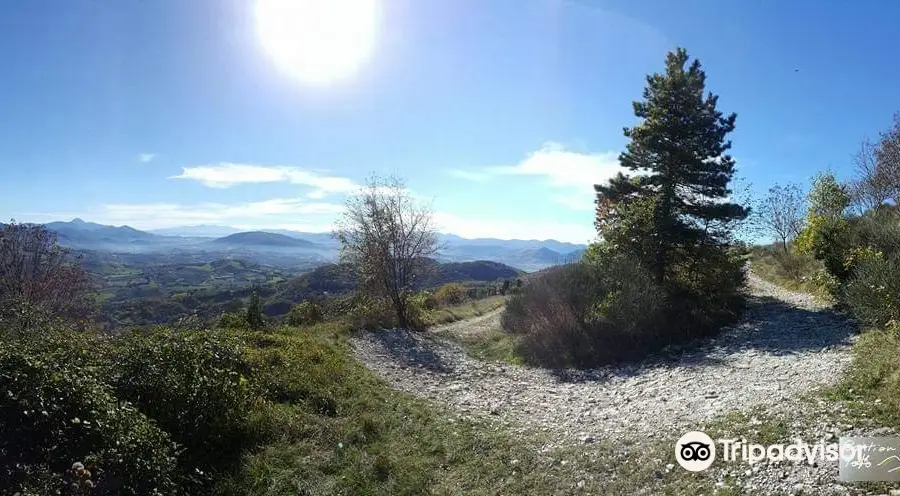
[
  {"left": 796, "top": 213, "right": 852, "bottom": 282},
  {"left": 582, "top": 49, "right": 749, "bottom": 365},
  {"left": 246, "top": 291, "right": 266, "bottom": 330},
  {"left": 502, "top": 248, "right": 666, "bottom": 367},
  {"left": 807, "top": 171, "right": 850, "bottom": 217},
  {"left": 285, "top": 300, "right": 324, "bottom": 327},
  {"left": 434, "top": 283, "right": 468, "bottom": 305},
  {"left": 218, "top": 311, "right": 250, "bottom": 331},
  {"left": 109, "top": 329, "right": 255, "bottom": 478},
  {"left": 594, "top": 48, "right": 748, "bottom": 284},
  {"left": 795, "top": 173, "right": 855, "bottom": 283},
  {"left": 844, "top": 251, "right": 900, "bottom": 327},
  {"left": 348, "top": 293, "right": 397, "bottom": 330},
  {"left": 0, "top": 336, "right": 180, "bottom": 495}
]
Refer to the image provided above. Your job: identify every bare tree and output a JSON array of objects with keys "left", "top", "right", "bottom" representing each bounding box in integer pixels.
[
  {"left": 759, "top": 183, "right": 806, "bottom": 253},
  {"left": 0, "top": 221, "right": 92, "bottom": 336},
  {"left": 850, "top": 138, "right": 894, "bottom": 213},
  {"left": 850, "top": 113, "right": 900, "bottom": 213},
  {"left": 333, "top": 176, "right": 440, "bottom": 329},
  {"left": 876, "top": 113, "right": 900, "bottom": 196}
]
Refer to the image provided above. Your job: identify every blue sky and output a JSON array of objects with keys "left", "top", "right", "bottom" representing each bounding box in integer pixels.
[{"left": 3, "top": 0, "right": 900, "bottom": 243}]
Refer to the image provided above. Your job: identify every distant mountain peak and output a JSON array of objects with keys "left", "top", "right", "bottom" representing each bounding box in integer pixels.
[{"left": 70, "top": 217, "right": 86, "bottom": 223}]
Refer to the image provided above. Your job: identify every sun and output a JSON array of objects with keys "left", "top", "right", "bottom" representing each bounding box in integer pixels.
[{"left": 255, "top": 0, "right": 378, "bottom": 85}]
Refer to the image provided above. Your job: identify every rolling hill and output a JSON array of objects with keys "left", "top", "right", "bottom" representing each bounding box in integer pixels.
[
  {"left": 207, "top": 231, "right": 321, "bottom": 249},
  {"left": 268, "top": 259, "right": 524, "bottom": 315}
]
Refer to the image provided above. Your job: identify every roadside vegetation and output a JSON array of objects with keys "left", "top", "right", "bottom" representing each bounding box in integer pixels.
[
  {"left": 0, "top": 224, "right": 525, "bottom": 495},
  {"left": 501, "top": 48, "right": 749, "bottom": 368},
  {"left": 750, "top": 113, "right": 900, "bottom": 436}
]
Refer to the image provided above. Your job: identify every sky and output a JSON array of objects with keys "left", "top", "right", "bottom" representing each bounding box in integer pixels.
[{"left": 3, "top": 0, "right": 900, "bottom": 243}]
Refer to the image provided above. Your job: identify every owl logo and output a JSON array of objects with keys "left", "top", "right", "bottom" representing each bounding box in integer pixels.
[
  {"left": 675, "top": 431, "right": 716, "bottom": 471},
  {"left": 680, "top": 441, "right": 712, "bottom": 461}
]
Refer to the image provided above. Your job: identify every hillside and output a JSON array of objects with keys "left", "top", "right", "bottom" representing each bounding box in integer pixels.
[
  {"left": 208, "top": 231, "right": 320, "bottom": 248},
  {"left": 45, "top": 218, "right": 157, "bottom": 246},
  {"left": 268, "top": 259, "right": 523, "bottom": 315}
]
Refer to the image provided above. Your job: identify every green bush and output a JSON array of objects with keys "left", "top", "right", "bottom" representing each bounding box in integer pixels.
[
  {"left": 416, "top": 291, "right": 438, "bottom": 310},
  {"left": 285, "top": 300, "right": 324, "bottom": 327},
  {"left": 435, "top": 283, "right": 468, "bottom": 305},
  {"left": 109, "top": 329, "right": 255, "bottom": 478},
  {"left": 848, "top": 206, "right": 900, "bottom": 258},
  {"left": 348, "top": 294, "right": 397, "bottom": 330},
  {"left": 502, "top": 249, "right": 666, "bottom": 367},
  {"left": 405, "top": 292, "right": 433, "bottom": 331},
  {"left": 797, "top": 213, "right": 853, "bottom": 282},
  {"left": 665, "top": 245, "right": 747, "bottom": 338},
  {"left": 844, "top": 251, "right": 900, "bottom": 327},
  {"left": 0, "top": 337, "right": 180, "bottom": 495},
  {"left": 218, "top": 311, "right": 249, "bottom": 331}
]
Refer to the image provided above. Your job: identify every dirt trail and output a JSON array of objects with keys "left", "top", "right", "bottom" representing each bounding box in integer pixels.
[{"left": 351, "top": 275, "right": 857, "bottom": 446}]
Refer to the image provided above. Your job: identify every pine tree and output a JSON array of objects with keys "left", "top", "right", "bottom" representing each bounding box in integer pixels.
[
  {"left": 245, "top": 290, "right": 265, "bottom": 330},
  {"left": 595, "top": 48, "right": 748, "bottom": 284}
]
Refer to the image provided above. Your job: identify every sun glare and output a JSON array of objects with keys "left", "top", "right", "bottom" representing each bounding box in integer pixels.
[{"left": 255, "top": 0, "right": 378, "bottom": 85}]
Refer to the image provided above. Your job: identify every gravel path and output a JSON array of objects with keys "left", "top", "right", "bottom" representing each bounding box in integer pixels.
[{"left": 351, "top": 274, "right": 858, "bottom": 448}]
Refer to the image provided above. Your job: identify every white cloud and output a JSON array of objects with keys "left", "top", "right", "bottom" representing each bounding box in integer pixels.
[
  {"left": 447, "top": 143, "right": 625, "bottom": 210},
  {"left": 138, "top": 153, "right": 156, "bottom": 163},
  {"left": 490, "top": 142, "right": 622, "bottom": 188},
  {"left": 433, "top": 211, "right": 596, "bottom": 244},
  {"left": 170, "top": 163, "right": 359, "bottom": 198}
]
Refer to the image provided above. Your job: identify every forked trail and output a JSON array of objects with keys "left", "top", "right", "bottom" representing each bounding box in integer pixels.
[{"left": 351, "top": 275, "right": 857, "bottom": 446}]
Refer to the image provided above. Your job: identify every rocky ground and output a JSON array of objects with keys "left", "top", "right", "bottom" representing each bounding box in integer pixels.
[{"left": 351, "top": 275, "right": 899, "bottom": 495}]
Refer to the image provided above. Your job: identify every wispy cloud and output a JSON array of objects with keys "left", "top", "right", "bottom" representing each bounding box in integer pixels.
[
  {"left": 170, "top": 163, "right": 359, "bottom": 198},
  {"left": 138, "top": 153, "right": 156, "bottom": 163},
  {"left": 447, "top": 142, "right": 624, "bottom": 210}
]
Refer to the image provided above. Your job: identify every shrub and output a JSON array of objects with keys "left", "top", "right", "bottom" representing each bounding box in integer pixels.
[
  {"left": 0, "top": 336, "right": 180, "bottom": 495},
  {"left": 844, "top": 251, "right": 900, "bottom": 327},
  {"left": 434, "top": 283, "right": 468, "bottom": 305},
  {"left": 404, "top": 292, "right": 432, "bottom": 331},
  {"left": 218, "top": 311, "right": 249, "bottom": 331},
  {"left": 417, "top": 291, "right": 438, "bottom": 310},
  {"left": 665, "top": 245, "right": 748, "bottom": 339},
  {"left": 109, "top": 329, "right": 255, "bottom": 478},
  {"left": 285, "top": 300, "right": 324, "bottom": 327},
  {"left": 797, "top": 213, "right": 853, "bottom": 282},
  {"left": 502, "top": 249, "right": 666, "bottom": 367},
  {"left": 771, "top": 248, "right": 819, "bottom": 282},
  {"left": 348, "top": 294, "right": 397, "bottom": 330}
]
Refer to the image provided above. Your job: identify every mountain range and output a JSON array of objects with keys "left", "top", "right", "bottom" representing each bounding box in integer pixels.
[{"left": 32, "top": 219, "right": 587, "bottom": 272}]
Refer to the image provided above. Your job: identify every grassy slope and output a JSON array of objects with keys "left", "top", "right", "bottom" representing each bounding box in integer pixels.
[{"left": 218, "top": 317, "right": 754, "bottom": 495}]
